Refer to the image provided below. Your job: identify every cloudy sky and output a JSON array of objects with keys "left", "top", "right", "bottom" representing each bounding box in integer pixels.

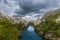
[{"left": 0, "top": 0, "right": 60, "bottom": 21}]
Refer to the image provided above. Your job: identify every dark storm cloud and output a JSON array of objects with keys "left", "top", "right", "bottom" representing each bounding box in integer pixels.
[
  {"left": 15, "top": 0, "right": 48, "bottom": 16},
  {"left": 15, "top": 0, "right": 60, "bottom": 16}
]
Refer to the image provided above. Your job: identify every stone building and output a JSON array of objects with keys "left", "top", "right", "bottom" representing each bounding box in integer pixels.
[
  {"left": 11, "top": 16, "right": 22, "bottom": 24},
  {"left": 11, "top": 16, "right": 29, "bottom": 26}
]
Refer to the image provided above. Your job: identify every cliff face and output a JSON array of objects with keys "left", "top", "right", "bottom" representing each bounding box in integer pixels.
[
  {"left": 40, "top": 9, "right": 60, "bottom": 40},
  {"left": 43, "top": 9, "right": 60, "bottom": 23}
]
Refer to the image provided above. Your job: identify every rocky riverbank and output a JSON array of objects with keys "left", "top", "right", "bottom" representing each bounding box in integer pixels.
[
  {"left": 36, "top": 29, "right": 60, "bottom": 40},
  {"left": 34, "top": 9, "right": 60, "bottom": 40}
]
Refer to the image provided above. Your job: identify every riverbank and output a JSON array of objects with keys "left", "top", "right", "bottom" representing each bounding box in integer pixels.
[
  {"left": 19, "top": 24, "right": 60, "bottom": 40},
  {"left": 35, "top": 25, "right": 60, "bottom": 40}
]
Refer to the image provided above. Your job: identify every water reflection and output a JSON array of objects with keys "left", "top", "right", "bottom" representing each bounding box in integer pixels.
[
  {"left": 22, "top": 26, "right": 45, "bottom": 40},
  {"left": 27, "top": 26, "right": 35, "bottom": 32}
]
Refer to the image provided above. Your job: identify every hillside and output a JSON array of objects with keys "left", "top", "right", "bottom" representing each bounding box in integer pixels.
[
  {"left": 35, "top": 9, "right": 60, "bottom": 40},
  {"left": 43, "top": 9, "right": 60, "bottom": 20},
  {"left": 0, "top": 12, "right": 25, "bottom": 40}
]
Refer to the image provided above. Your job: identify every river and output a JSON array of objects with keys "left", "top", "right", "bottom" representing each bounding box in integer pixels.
[{"left": 22, "top": 26, "right": 46, "bottom": 40}]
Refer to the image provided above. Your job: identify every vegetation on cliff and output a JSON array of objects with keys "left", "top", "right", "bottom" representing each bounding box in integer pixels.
[
  {"left": 35, "top": 9, "right": 60, "bottom": 40},
  {"left": 0, "top": 19, "right": 25, "bottom": 40}
]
